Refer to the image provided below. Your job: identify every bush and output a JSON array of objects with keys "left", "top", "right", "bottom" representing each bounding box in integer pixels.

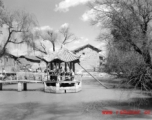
[
  {"left": 103, "top": 47, "right": 145, "bottom": 77},
  {"left": 103, "top": 46, "right": 152, "bottom": 91}
]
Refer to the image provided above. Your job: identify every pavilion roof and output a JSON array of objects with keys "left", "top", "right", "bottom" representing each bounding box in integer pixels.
[
  {"left": 42, "top": 47, "right": 80, "bottom": 63},
  {"left": 7, "top": 47, "right": 80, "bottom": 63}
]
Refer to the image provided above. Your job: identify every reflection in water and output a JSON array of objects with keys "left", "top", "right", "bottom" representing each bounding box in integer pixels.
[{"left": 0, "top": 79, "right": 144, "bottom": 120}]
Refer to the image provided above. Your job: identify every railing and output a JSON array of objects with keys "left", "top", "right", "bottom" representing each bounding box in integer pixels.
[
  {"left": 0, "top": 72, "right": 46, "bottom": 81},
  {"left": 17, "top": 72, "right": 46, "bottom": 81},
  {"left": 45, "top": 80, "right": 81, "bottom": 83},
  {"left": 0, "top": 72, "right": 83, "bottom": 92},
  {"left": 0, "top": 72, "right": 82, "bottom": 82}
]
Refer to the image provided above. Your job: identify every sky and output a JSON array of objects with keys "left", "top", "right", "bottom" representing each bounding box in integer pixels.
[{"left": 2, "top": 0, "right": 107, "bottom": 55}]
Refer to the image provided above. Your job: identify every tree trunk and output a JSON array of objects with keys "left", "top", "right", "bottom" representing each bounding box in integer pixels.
[
  {"left": 142, "top": 49, "right": 152, "bottom": 67},
  {"left": 0, "top": 49, "right": 5, "bottom": 58},
  {"left": 0, "top": 29, "right": 13, "bottom": 58},
  {"left": 127, "top": 38, "right": 152, "bottom": 67},
  {"left": 141, "top": 34, "right": 151, "bottom": 67},
  {"left": 52, "top": 42, "right": 55, "bottom": 52}
]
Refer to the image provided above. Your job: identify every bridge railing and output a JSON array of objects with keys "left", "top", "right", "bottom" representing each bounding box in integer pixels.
[
  {"left": 16, "top": 72, "right": 47, "bottom": 81},
  {"left": 0, "top": 72, "right": 83, "bottom": 82},
  {"left": 0, "top": 72, "right": 47, "bottom": 81}
]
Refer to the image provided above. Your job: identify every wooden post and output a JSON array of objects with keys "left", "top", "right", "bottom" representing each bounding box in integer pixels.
[
  {"left": 65, "top": 62, "right": 67, "bottom": 72},
  {"left": 18, "top": 82, "right": 23, "bottom": 92},
  {"left": 59, "top": 63, "right": 61, "bottom": 69},
  {"left": 71, "top": 62, "right": 73, "bottom": 71},
  {"left": 23, "top": 83, "right": 27, "bottom": 91},
  {"left": 70, "top": 62, "right": 72, "bottom": 70},
  {"left": 43, "top": 82, "right": 45, "bottom": 91},
  {"left": 73, "top": 63, "right": 75, "bottom": 72},
  {"left": 50, "top": 62, "right": 52, "bottom": 70},
  {"left": 0, "top": 83, "right": 2, "bottom": 90},
  {"left": 46, "top": 63, "right": 49, "bottom": 81},
  {"left": 52, "top": 62, "right": 54, "bottom": 70}
]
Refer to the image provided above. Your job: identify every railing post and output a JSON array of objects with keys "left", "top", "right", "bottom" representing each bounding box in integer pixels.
[
  {"left": 75, "top": 81, "right": 80, "bottom": 92},
  {"left": 18, "top": 82, "right": 23, "bottom": 92},
  {"left": 43, "top": 82, "right": 46, "bottom": 91},
  {"left": 0, "top": 83, "right": 2, "bottom": 90},
  {"left": 23, "top": 83, "right": 27, "bottom": 91},
  {"left": 56, "top": 82, "right": 60, "bottom": 93}
]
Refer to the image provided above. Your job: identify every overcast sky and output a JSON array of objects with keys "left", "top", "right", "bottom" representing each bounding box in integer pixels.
[{"left": 2, "top": 0, "right": 106, "bottom": 55}]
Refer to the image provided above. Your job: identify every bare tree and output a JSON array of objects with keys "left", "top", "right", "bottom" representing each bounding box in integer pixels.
[
  {"left": 35, "top": 28, "right": 58, "bottom": 52},
  {"left": 59, "top": 24, "right": 77, "bottom": 47},
  {"left": 0, "top": 1, "right": 38, "bottom": 57},
  {"left": 27, "top": 24, "right": 78, "bottom": 54},
  {"left": 25, "top": 24, "right": 77, "bottom": 54},
  {"left": 21, "top": 31, "right": 48, "bottom": 55},
  {"left": 88, "top": 0, "right": 152, "bottom": 91},
  {"left": 90, "top": 0, "right": 152, "bottom": 67}
]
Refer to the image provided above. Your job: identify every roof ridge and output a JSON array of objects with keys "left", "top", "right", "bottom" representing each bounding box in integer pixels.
[{"left": 72, "top": 44, "right": 101, "bottom": 53}]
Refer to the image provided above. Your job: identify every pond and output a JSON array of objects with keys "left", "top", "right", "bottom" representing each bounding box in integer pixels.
[{"left": 0, "top": 78, "right": 146, "bottom": 120}]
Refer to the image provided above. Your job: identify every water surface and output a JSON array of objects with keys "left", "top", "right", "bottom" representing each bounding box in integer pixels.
[{"left": 0, "top": 78, "right": 148, "bottom": 120}]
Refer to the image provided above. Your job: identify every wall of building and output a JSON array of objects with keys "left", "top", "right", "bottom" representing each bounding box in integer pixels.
[{"left": 75, "top": 47, "right": 101, "bottom": 72}]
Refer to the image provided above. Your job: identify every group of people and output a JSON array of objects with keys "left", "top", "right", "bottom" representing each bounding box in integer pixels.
[{"left": 47, "top": 66, "right": 75, "bottom": 82}]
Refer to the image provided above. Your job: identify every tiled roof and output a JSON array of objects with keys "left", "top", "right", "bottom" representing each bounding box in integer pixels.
[
  {"left": 42, "top": 47, "right": 80, "bottom": 62},
  {"left": 57, "top": 48, "right": 80, "bottom": 62},
  {"left": 73, "top": 44, "right": 101, "bottom": 53}
]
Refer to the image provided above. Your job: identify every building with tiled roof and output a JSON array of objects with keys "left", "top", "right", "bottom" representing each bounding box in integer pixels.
[{"left": 73, "top": 44, "right": 103, "bottom": 72}]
